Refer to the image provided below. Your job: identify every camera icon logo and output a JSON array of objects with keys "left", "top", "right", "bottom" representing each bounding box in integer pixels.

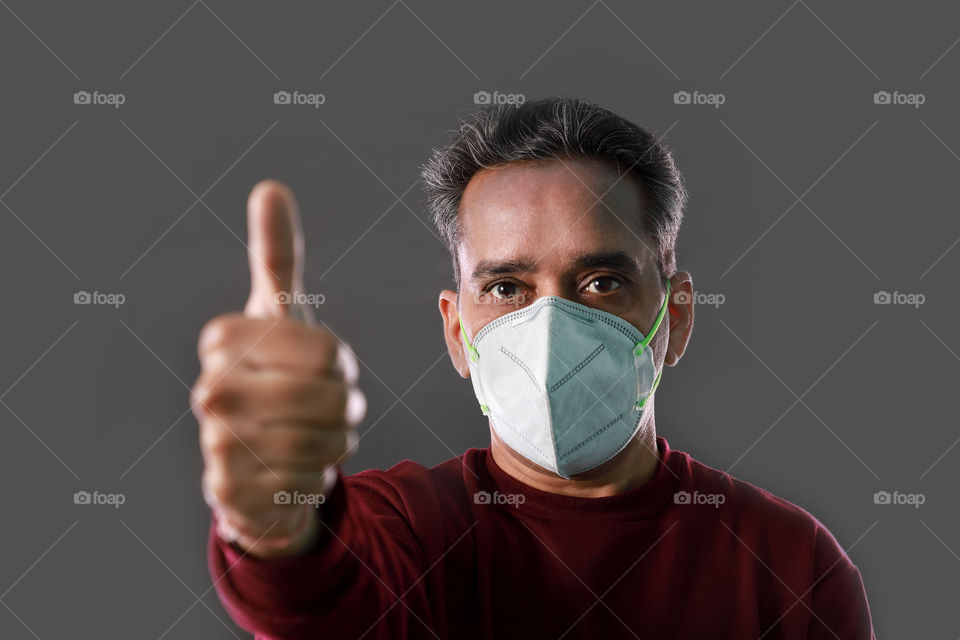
[
  {"left": 873, "top": 291, "right": 891, "bottom": 304},
  {"left": 673, "top": 290, "right": 691, "bottom": 304},
  {"left": 673, "top": 91, "right": 691, "bottom": 105},
  {"left": 74, "top": 490, "right": 91, "bottom": 504},
  {"left": 473, "top": 91, "right": 492, "bottom": 105},
  {"left": 873, "top": 91, "right": 891, "bottom": 105},
  {"left": 274, "top": 490, "right": 292, "bottom": 504},
  {"left": 474, "top": 490, "right": 491, "bottom": 504},
  {"left": 274, "top": 291, "right": 291, "bottom": 305},
  {"left": 274, "top": 91, "right": 291, "bottom": 105},
  {"left": 74, "top": 91, "right": 91, "bottom": 105},
  {"left": 873, "top": 491, "right": 891, "bottom": 505},
  {"left": 673, "top": 490, "right": 691, "bottom": 504},
  {"left": 74, "top": 291, "right": 91, "bottom": 304}
]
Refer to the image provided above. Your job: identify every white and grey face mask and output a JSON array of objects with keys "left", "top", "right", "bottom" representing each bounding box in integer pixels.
[{"left": 459, "top": 280, "right": 670, "bottom": 479}]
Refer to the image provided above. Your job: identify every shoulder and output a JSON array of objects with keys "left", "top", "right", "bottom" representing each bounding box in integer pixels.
[
  {"left": 670, "top": 445, "right": 831, "bottom": 545},
  {"left": 670, "top": 445, "right": 873, "bottom": 633}
]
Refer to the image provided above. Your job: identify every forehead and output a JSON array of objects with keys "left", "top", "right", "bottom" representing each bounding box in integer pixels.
[{"left": 457, "top": 157, "right": 653, "bottom": 275}]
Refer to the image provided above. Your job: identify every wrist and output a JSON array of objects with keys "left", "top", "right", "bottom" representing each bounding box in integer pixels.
[
  {"left": 218, "top": 503, "right": 319, "bottom": 559},
  {"left": 212, "top": 467, "right": 338, "bottom": 559}
]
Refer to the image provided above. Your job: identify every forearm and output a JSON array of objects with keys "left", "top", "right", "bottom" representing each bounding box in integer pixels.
[{"left": 207, "top": 478, "right": 428, "bottom": 639}]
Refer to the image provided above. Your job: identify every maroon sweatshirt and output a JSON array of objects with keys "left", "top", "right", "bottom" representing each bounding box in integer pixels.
[{"left": 209, "top": 437, "right": 875, "bottom": 639}]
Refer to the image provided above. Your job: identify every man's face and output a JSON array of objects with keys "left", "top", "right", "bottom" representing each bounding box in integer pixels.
[
  {"left": 437, "top": 155, "right": 694, "bottom": 484},
  {"left": 448, "top": 157, "right": 670, "bottom": 365}
]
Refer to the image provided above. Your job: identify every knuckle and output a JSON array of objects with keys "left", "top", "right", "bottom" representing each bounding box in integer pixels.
[
  {"left": 200, "top": 424, "right": 239, "bottom": 460},
  {"left": 192, "top": 377, "right": 241, "bottom": 416},
  {"left": 204, "top": 468, "right": 240, "bottom": 507},
  {"left": 198, "top": 313, "right": 244, "bottom": 358},
  {"left": 190, "top": 378, "right": 213, "bottom": 411},
  {"left": 345, "top": 386, "right": 367, "bottom": 426},
  {"left": 335, "top": 342, "right": 360, "bottom": 384}
]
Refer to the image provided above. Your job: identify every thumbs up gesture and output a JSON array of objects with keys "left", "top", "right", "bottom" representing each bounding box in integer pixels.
[{"left": 192, "top": 181, "right": 365, "bottom": 558}]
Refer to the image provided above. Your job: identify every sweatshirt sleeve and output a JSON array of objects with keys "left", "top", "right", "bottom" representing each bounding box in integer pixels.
[
  {"left": 207, "top": 469, "right": 433, "bottom": 640},
  {"left": 805, "top": 523, "right": 875, "bottom": 640}
]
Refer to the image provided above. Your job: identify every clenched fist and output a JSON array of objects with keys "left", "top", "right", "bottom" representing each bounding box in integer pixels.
[{"left": 192, "top": 181, "right": 365, "bottom": 558}]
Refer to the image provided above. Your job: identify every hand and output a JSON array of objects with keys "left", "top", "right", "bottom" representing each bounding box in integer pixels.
[{"left": 192, "top": 180, "right": 365, "bottom": 558}]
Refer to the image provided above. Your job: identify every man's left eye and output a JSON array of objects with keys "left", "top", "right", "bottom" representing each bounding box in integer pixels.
[{"left": 585, "top": 277, "right": 621, "bottom": 294}]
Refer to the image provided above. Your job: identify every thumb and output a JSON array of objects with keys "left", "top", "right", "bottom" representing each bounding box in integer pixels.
[{"left": 243, "top": 180, "right": 313, "bottom": 322}]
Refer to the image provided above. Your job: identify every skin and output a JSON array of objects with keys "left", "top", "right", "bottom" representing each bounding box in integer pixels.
[
  {"left": 192, "top": 181, "right": 365, "bottom": 559},
  {"left": 438, "top": 157, "right": 694, "bottom": 497},
  {"left": 194, "top": 160, "right": 694, "bottom": 558}
]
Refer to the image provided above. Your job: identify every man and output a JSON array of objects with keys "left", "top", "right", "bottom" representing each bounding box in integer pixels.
[{"left": 194, "top": 97, "right": 875, "bottom": 639}]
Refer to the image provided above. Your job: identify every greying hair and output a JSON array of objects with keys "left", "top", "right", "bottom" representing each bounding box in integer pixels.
[{"left": 420, "top": 96, "right": 687, "bottom": 289}]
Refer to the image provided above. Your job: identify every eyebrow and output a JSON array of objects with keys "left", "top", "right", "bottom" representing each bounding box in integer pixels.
[
  {"left": 470, "top": 250, "right": 643, "bottom": 282},
  {"left": 470, "top": 259, "right": 535, "bottom": 281},
  {"left": 572, "top": 250, "right": 642, "bottom": 274}
]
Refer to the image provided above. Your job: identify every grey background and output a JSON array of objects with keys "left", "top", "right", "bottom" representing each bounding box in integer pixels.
[{"left": 0, "top": 1, "right": 957, "bottom": 637}]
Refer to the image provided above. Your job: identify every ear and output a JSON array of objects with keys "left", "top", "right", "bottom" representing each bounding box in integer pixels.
[
  {"left": 663, "top": 271, "right": 694, "bottom": 367},
  {"left": 439, "top": 289, "right": 471, "bottom": 378}
]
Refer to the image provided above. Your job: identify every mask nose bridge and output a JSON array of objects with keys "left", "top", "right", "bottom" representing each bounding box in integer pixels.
[{"left": 509, "top": 295, "right": 597, "bottom": 329}]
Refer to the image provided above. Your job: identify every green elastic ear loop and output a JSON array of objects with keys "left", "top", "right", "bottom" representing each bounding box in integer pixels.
[
  {"left": 459, "top": 316, "right": 480, "bottom": 362},
  {"left": 634, "top": 278, "right": 671, "bottom": 409},
  {"left": 633, "top": 278, "right": 671, "bottom": 357},
  {"left": 460, "top": 316, "right": 484, "bottom": 415}
]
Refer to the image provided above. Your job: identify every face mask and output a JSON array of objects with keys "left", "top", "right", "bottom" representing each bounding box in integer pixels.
[{"left": 459, "top": 280, "right": 670, "bottom": 479}]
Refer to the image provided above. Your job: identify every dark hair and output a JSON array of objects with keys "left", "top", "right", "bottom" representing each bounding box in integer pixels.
[{"left": 420, "top": 96, "right": 687, "bottom": 289}]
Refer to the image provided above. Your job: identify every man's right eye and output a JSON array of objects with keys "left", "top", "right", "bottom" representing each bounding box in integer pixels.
[{"left": 489, "top": 281, "right": 519, "bottom": 300}]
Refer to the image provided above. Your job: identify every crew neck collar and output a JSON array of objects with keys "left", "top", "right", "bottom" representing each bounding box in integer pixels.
[{"left": 480, "top": 436, "right": 682, "bottom": 521}]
